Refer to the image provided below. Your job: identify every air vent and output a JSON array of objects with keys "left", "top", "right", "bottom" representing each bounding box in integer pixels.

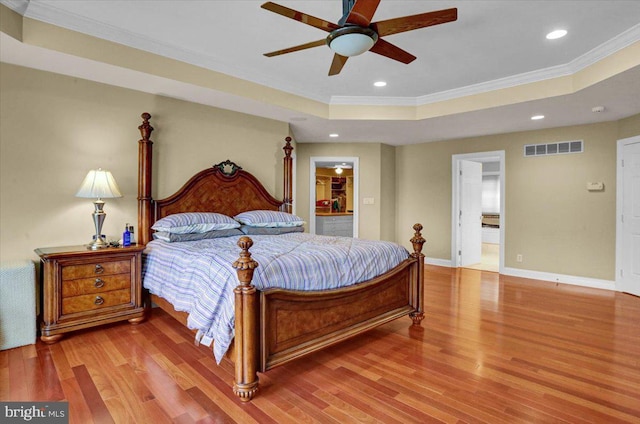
[{"left": 524, "top": 140, "right": 583, "bottom": 157}]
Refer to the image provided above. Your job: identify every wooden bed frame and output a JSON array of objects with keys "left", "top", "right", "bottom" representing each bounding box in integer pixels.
[{"left": 136, "top": 113, "right": 425, "bottom": 401}]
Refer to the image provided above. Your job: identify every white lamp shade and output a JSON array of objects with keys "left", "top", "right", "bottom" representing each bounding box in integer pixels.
[
  {"left": 329, "top": 33, "right": 376, "bottom": 57},
  {"left": 75, "top": 168, "right": 122, "bottom": 199}
]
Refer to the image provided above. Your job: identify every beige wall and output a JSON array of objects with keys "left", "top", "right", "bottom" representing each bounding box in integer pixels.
[
  {"left": 396, "top": 115, "right": 640, "bottom": 280},
  {"left": 380, "top": 143, "right": 396, "bottom": 241},
  {"left": 0, "top": 63, "right": 289, "bottom": 262},
  {"left": 619, "top": 114, "right": 640, "bottom": 139},
  {"left": 2, "top": 60, "right": 638, "bottom": 282}
]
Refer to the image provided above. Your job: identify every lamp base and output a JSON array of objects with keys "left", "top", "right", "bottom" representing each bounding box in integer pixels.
[
  {"left": 87, "top": 200, "right": 108, "bottom": 250},
  {"left": 86, "top": 236, "right": 108, "bottom": 250}
]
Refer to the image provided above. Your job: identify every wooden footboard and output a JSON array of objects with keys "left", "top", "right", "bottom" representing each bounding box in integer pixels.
[
  {"left": 260, "top": 257, "right": 416, "bottom": 370},
  {"left": 231, "top": 224, "right": 425, "bottom": 401}
]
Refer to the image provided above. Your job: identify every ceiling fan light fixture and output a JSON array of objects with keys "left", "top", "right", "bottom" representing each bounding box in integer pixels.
[{"left": 327, "top": 26, "right": 378, "bottom": 57}]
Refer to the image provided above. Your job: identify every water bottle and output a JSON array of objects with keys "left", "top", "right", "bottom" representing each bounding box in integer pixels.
[{"left": 123, "top": 224, "right": 131, "bottom": 247}]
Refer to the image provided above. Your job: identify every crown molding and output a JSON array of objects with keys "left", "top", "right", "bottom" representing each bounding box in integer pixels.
[
  {"left": 330, "top": 96, "right": 418, "bottom": 106},
  {"left": 567, "top": 23, "right": 640, "bottom": 73},
  {"left": 331, "top": 23, "right": 640, "bottom": 107},
  {"left": 8, "top": 1, "right": 640, "bottom": 109},
  {"left": 16, "top": 0, "right": 329, "bottom": 104}
]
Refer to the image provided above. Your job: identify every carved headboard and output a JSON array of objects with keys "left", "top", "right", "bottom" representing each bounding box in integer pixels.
[
  {"left": 154, "top": 160, "right": 283, "bottom": 220},
  {"left": 137, "top": 113, "right": 293, "bottom": 245}
]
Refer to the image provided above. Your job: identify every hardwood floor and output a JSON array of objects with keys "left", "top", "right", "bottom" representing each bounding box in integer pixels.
[{"left": 2, "top": 265, "right": 639, "bottom": 423}]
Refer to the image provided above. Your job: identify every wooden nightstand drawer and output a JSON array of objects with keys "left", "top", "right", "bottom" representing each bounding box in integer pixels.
[
  {"left": 35, "top": 244, "right": 146, "bottom": 343},
  {"left": 62, "top": 260, "right": 130, "bottom": 280},
  {"left": 62, "top": 288, "right": 132, "bottom": 315},
  {"left": 62, "top": 274, "right": 131, "bottom": 297}
]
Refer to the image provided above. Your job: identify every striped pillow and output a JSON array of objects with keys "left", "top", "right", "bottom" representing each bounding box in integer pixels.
[
  {"left": 153, "top": 228, "right": 243, "bottom": 242},
  {"left": 234, "top": 210, "right": 305, "bottom": 228},
  {"left": 152, "top": 212, "right": 240, "bottom": 234}
]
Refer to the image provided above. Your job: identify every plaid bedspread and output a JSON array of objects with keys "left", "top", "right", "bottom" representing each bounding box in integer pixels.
[{"left": 142, "top": 232, "right": 409, "bottom": 362}]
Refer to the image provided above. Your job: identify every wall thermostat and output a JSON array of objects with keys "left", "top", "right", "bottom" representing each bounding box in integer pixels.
[{"left": 586, "top": 182, "right": 604, "bottom": 191}]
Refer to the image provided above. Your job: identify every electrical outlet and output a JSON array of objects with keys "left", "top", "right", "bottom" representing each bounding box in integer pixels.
[
  {"left": 363, "top": 197, "right": 375, "bottom": 205},
  {"left": 516, "top": 254, "right": 523, "bottom": 263}
]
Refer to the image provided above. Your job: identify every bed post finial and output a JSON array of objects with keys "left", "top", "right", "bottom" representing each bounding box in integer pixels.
[
  {"left": 138, "top": 113, "right": 154, "bottom": 245},
  {"left": 139, "top": 112, "right": 153, "bottom": 139},
  {"left": 232, "top": 236, "right": 260, "bottom": 402},
  {"left": 409, "top": 223, "right": 425, "bottom": 326},
  {"left": 410, "top": 223, "right": 425, "bottom": 256},
  {"left": 282, "top": 137, "right": 294, "bottom": 213},
  {"left": 233, "top": 236, "right": 259, "bottom": 284}
]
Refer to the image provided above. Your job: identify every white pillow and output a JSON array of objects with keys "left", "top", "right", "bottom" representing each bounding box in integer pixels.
[
  {"left": 233, "top": 210, "right": 305, "bottom": 228},
  {"left": 152, "top": 212, "right": 240, "bottom": 234}
]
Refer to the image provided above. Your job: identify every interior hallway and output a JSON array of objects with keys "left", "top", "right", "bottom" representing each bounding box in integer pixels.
[{"left": 465, "top": 242, "right": 499, "bottom": 272}]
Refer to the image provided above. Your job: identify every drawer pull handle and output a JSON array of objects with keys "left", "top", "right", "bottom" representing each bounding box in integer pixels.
[
  {"left": 94, "top": 264, "right": 104, "bottom": 274},
  {"left": 94, "top": 278, "right": 105, "bottom": 288},
  {"left": 94, "top": 296, "right": 105, "bottom": 306}
]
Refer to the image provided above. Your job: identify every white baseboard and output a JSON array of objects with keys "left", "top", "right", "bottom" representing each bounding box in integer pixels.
[
  {"left": 424, "top": 260, "right": 616, "bottom": 291},
  {"left": 501, "top": 267, "right": 615, "bottom": 291},
  {"left": 425, "top": 257, "right": 453, "bottom": 267}
]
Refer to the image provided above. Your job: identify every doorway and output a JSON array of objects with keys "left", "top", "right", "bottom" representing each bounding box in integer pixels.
[
  {"left": 616, "top": 135, "right": 640, "bottom": 296},
  {"left": 309, "top": 156, "right": 359, "bottom": 237},
  {"left": 452, "top": 151, "right": 505, "bottom": 273}
]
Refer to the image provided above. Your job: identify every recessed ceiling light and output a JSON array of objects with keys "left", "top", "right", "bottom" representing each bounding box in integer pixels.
[
  {"left": 531, "top": 115, "right": 545, "bottom": 120},
  {"left": 373, "top": 81, "right": 387, "bottom": 87},
  {"left": 546, "top": 29, "right": 567, "bottom": 40},
  {"left": 329, "top": 133, "right": 339, "bottom": 138}
]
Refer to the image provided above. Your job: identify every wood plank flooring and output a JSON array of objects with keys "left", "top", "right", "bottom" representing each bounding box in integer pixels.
[{"left": 2, "top": 265, "right": 639, "bottom": 423}]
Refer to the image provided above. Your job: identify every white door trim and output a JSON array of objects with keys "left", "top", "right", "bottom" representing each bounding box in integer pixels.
[
  {"left": 309, "top": 156, "right": 359, "bottom": 237},
  {"left": 451, "top": 151, "right": 505, "bottom": 273},
  {"left": 616, "top": 135, "right": 640, "bottom": 292}
]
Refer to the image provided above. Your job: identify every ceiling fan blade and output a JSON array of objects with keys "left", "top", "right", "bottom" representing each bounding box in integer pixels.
[
  {"left": 264, "top": 39, "right": 327, "bottom": 57},
  {"left": 343, "top": 0, "right": 381, "bottom": 27},
  {"left": 371, "top": 8, "right": 457, "bottom": 37},
  {"left": 369, "top": 38, "right": 416, "bottom": 64},
  {"left": 329, "top": 54, "right": 349, "bottom": 76},
  {"left": 261, "top": 2, "right": 340, "bottom": 32}
]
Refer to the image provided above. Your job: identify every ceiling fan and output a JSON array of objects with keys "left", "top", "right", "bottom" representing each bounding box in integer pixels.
[{"left": 261, "top": 0, "right": 457, "bottom": 76}]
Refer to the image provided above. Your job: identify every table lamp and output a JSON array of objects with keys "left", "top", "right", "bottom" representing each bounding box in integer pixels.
[{"left": 75, "top": 168, "right": 122, "bottom": 250}]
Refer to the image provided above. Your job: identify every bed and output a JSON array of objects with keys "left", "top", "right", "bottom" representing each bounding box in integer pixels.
[{"left": 135, "top": 113, "right": 425, "bottom": 401}]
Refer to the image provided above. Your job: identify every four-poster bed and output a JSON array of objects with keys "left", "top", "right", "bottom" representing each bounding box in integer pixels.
[{"left": 136, "top": 113, "right": 425, "bottom": 401}]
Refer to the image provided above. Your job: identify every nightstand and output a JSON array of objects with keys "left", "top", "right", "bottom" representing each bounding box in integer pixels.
[{"left": 35, "top": 244, "right": 146, "bottom": 343}]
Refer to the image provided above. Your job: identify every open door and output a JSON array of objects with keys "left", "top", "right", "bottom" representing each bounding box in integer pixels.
[
  {"left": 618, "top": 137, "right": 640, "bottom": 296},
  {"left": 309, "top": 156, "right": 359, "bottom": 237},
  {"left": 459, "top": 160, "right": 483, "bottom": 267},
  {"left": 452, "top": 151, "right": 505, "bottom": 272}
]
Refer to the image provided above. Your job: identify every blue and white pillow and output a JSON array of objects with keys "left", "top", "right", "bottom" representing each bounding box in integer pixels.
[
  {"left": 239, "top": 225, "right": 304, "bottom": 235},
  {"left": 233, "top": 210, "right": 305, "bottom": 228},
  {"left": 152, "top": 212, "right": 240, "bottom": 234},
  {"left": 153, "top": 228, "right": 243, "bottom": 242}
]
